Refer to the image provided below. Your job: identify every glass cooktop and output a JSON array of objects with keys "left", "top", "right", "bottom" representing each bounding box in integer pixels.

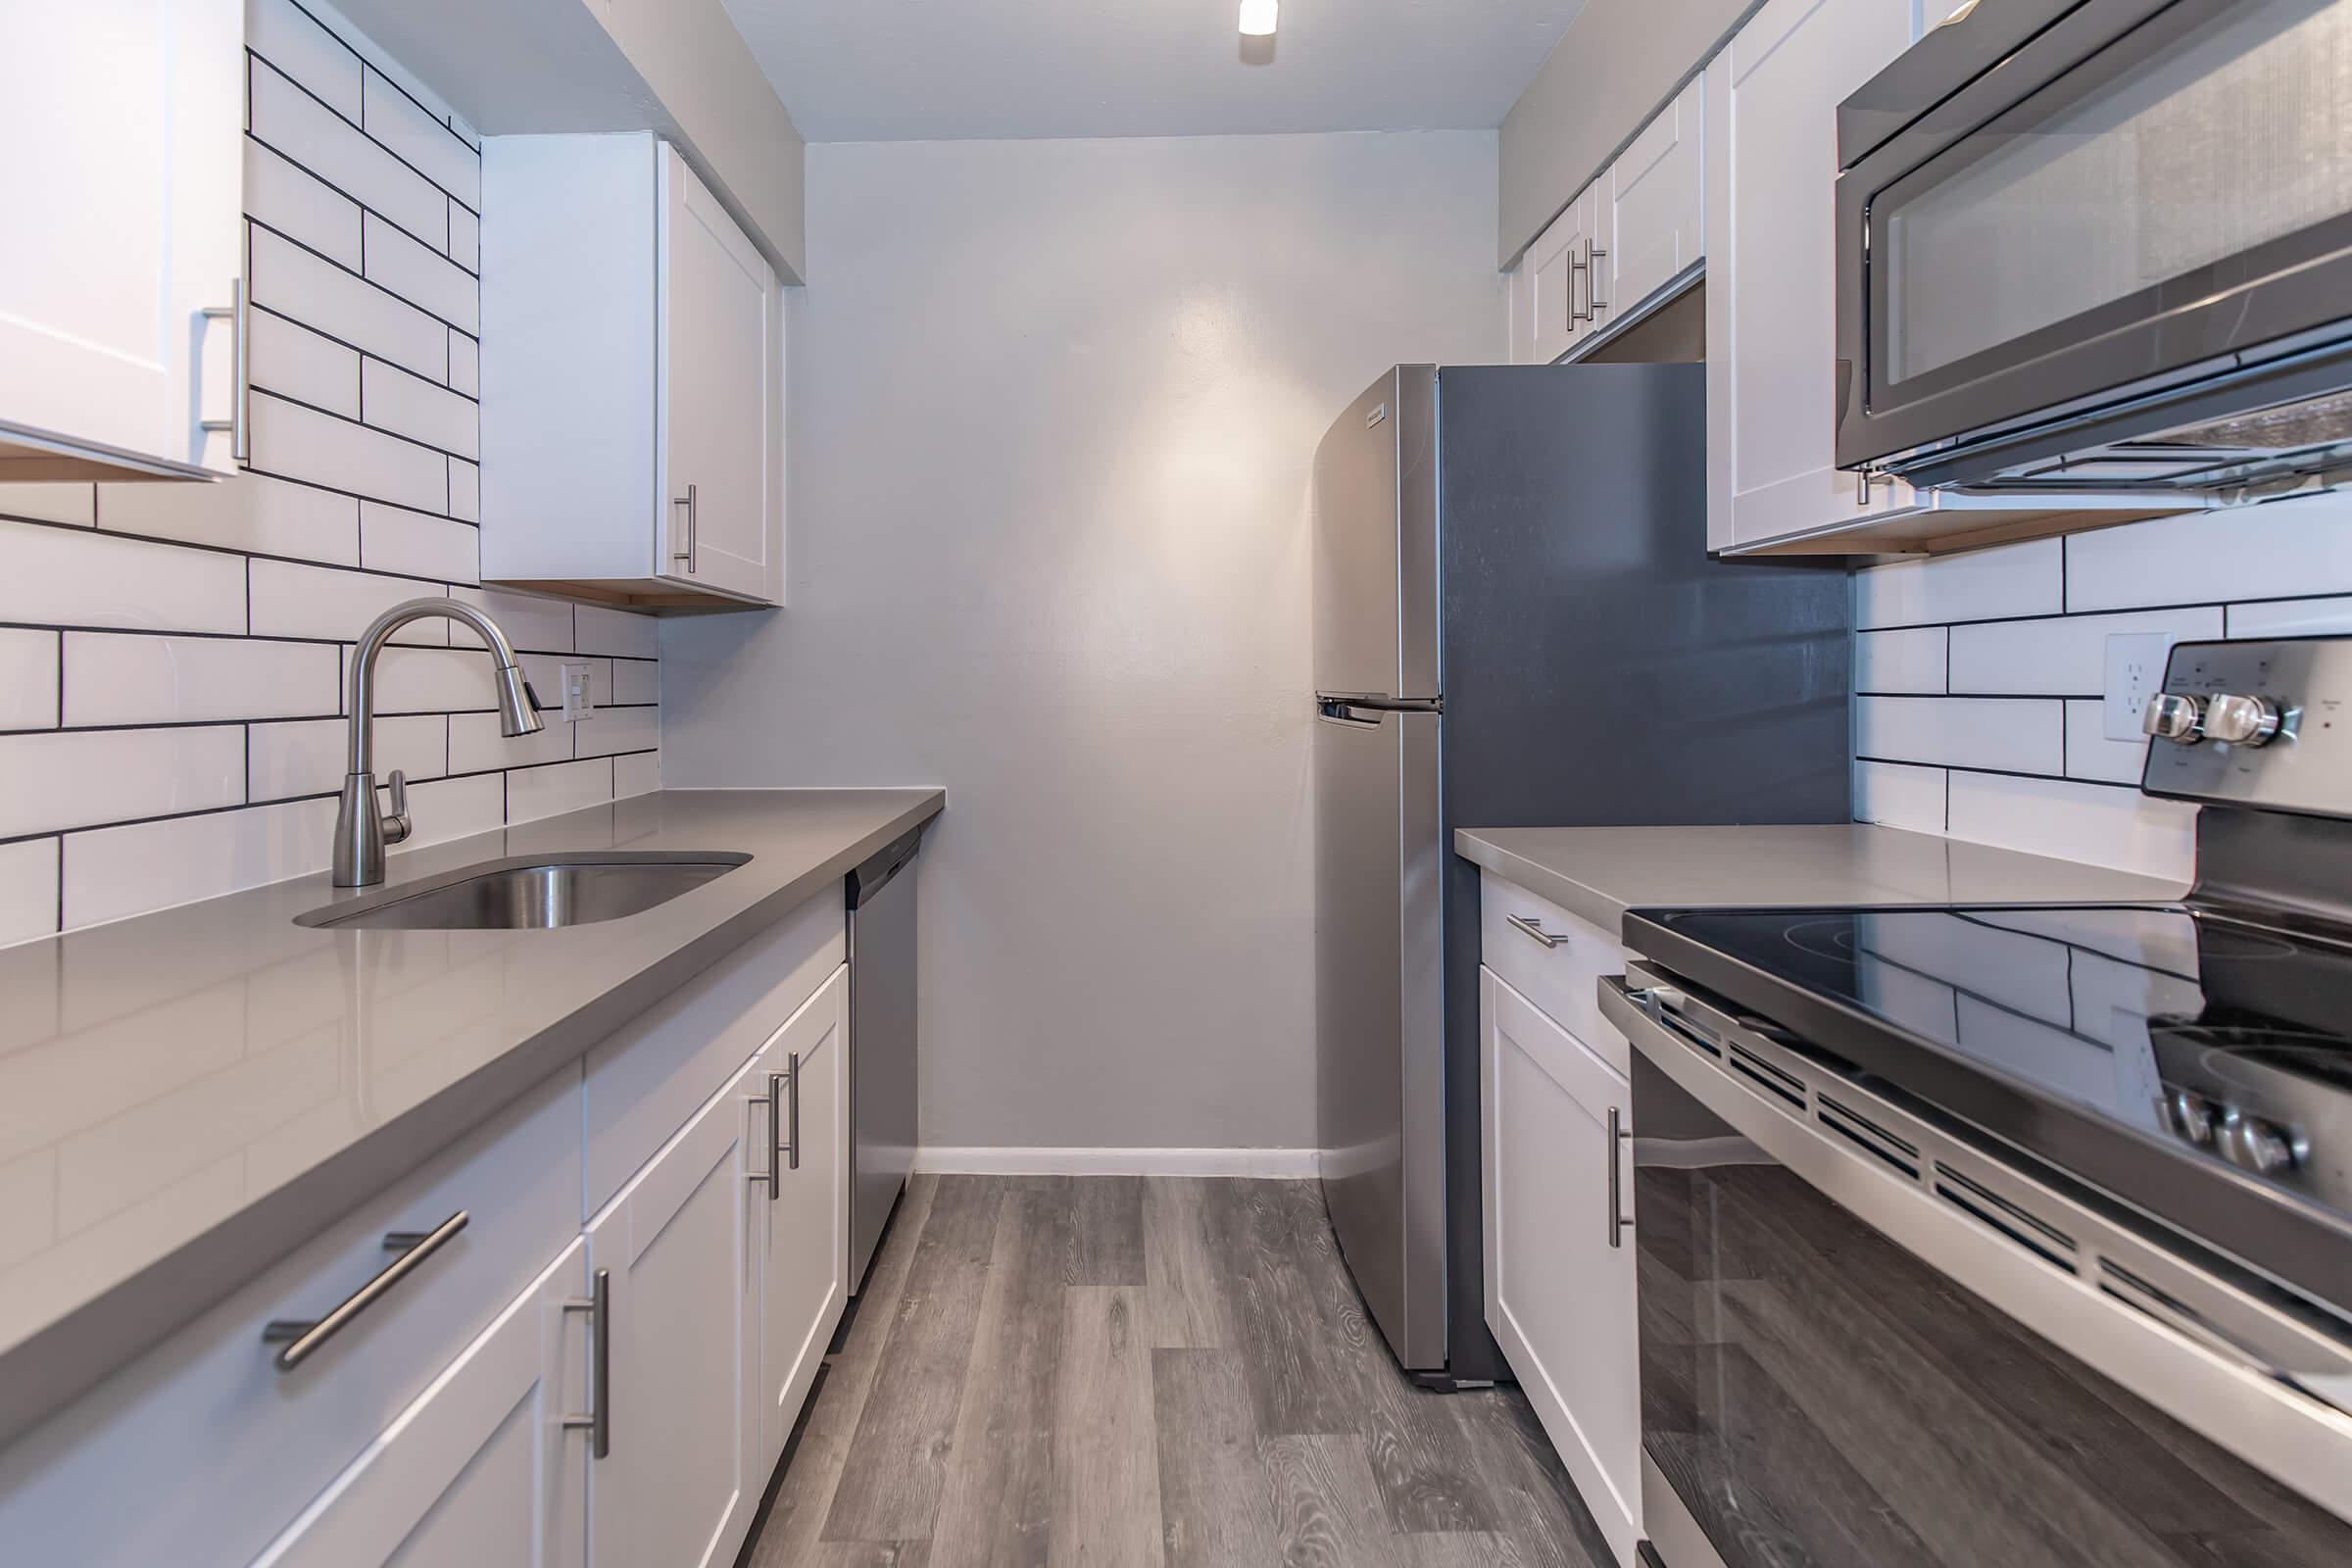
[{"left": 1642, "top": 905, "right": 2352, "bottom": 1218}]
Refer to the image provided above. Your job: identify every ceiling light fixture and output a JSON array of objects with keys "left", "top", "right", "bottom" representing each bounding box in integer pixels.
[{"left": 1239, "top": 0, "right": 1279, "bottom": 37}]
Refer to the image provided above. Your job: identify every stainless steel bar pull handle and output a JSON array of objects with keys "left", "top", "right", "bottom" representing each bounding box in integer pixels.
[
  {"left": 1588, "top": 246, "right": 1608, "bottom": 314},
  {"left": 1569, "top": 245, "right": 1592, "bottom": 324},
  {"left": 1606, "top": 1107, "right": 1632, "bottom": 1249},
  {"left": 783, "top": 1052, "right": 802, "bottom": 1172},
  {"left": 747, "top": 1071, "right": 783, "bottom": 1200},
  {"left": 199, "top": 278, "right": 250, "bottom": 465},
  {"left": 563, "top": 1267, "right": 612, "bottom": 1459},
  {"left": 671, "top": 482, "right": 698, "bottom": 572},
  {"left": 262, "top": 1210, "right": 468, "bottom": 1371},
  {"left": 1505, "top": 913, "right": 1563, "bottom": 950}
]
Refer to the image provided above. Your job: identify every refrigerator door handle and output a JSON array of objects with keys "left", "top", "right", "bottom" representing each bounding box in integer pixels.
[{"left": 1317, "top": 695, "right": 1442, "bottom": 722}]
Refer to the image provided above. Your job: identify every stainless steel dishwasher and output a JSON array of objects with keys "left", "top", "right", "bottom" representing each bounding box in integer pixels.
[{"left": 846, "top": 827, "right": 922, "bottom": 1293}]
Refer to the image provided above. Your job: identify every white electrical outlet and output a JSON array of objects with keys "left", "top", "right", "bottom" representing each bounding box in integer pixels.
[
  {"left": 559, "top": 662, "right": 593, "bottom": 723},
  {"left": 2103, "top": 631, "right": 2176, "bottom": 741}
]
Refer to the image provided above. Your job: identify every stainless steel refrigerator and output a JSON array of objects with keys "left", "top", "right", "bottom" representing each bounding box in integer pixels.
[{"left": 1312, "top": 364, "right": 1851, "bottom": 1382}]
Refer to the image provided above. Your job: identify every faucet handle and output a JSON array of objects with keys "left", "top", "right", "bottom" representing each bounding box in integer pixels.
[{"left": 382, "top": 769, "right": 413, "bottom": 846}]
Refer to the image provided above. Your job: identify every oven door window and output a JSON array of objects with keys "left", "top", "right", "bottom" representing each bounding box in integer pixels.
[
  {"left": 1867, "top": 0, "right": 2352, "bottom": 411},
  {"left": 1631, "top": 1050, "right": 2351, "bottom": 1567}
]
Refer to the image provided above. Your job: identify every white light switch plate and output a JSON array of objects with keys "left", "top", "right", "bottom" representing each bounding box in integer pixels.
[
  {"left": 2104, "top": 631, "right": 2176, "bottom": 741},
  {"left": 559, "top": 662, "right": 593, "bottom": 723}
]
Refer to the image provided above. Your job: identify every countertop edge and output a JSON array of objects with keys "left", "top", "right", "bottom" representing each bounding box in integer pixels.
[
  {"left": 1452, "top": 828, "right": 1641, "bottom": 939},
  {"left": 0, "top": 789, "right": 944, "bottom": 1450}
]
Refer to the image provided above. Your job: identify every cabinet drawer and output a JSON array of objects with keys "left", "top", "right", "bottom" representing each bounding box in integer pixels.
[
  {"left": 582, "top": 891, "right": 844, "bottom": 1214},
  {"left": 0, "top": 1066, "right": 583, "bottom": 1568},
  {"left": 1479, "top": 870, "right": 1629, "bottom": 1070}
]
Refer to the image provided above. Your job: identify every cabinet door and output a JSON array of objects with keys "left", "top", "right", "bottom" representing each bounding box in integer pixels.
[
  {"left": 1480, "top": 968, "right": 1640, "bottom": 1567},
  {"left": 1705, "top": 0, "right": 1920, "bottom": 551},
  {"left": 247, "top": 1239, "right": 590, "bottom": 1568},
  {"left": 1604, "top": 74, "right": 1705, "bottom": 330},
  {"left": 659, "top": 146, "right": 780, "bottom": 603},
  {"left": 755, "top": 964, "right": 850, "bottom": 1470},
  {"left": 1506, "top": 260, "right": 1536, "bottom": 367},
  {"left": 1525, "top": 184, "right": 1607, "bottom": 367},
  {"left": 585, "top": 1054, "right": 761, "bottom": 1568},
  {"left": 0, "top": 0, "right": 242, "bottom": 477}
]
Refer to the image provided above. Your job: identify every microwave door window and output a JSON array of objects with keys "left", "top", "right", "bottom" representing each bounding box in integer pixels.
[{"left": 1877, "top": 0, "right": 2352, "bottom": 396}]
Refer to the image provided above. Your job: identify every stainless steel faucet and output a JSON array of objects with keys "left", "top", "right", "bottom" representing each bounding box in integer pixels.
[{"left": 334, "top": 598, "right": 545, "bottom": 887}]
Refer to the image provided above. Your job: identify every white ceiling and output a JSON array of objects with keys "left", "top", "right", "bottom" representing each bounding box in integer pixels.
[{"left": 720, "top": 0, "right": 1588, "bottom": 142}]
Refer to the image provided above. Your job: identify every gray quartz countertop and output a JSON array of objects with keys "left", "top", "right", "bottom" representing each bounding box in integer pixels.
[
  {"left": 1453, "top": 823, "right": 2186, "bottom": 941},
  {"left": 0, "top": 786, "right": 942, "bottom": 1445}
]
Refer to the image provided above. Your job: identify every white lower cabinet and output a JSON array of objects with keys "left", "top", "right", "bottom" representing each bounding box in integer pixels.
[
  {"left": 755, "top": 965, "right": 850, "bottom": 1469},
  {"left": 1482, "top": 965, "right": 1641, "bottom": 1567},
  {"left": 585, "top": 1050, "right": 765, "bottom": 1568},
  {"left": 248, "top": 1239, "right": 592, "bottom": 1568}
]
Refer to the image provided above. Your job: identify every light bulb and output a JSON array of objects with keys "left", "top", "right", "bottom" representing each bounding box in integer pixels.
[{"left": 1239, "top": 0, "right": 1279, "bottom": 37}]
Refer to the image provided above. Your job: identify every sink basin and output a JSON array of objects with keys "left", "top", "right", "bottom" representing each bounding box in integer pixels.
[{"left": 296, "top": 852, "right": 752, "bottom": 931}]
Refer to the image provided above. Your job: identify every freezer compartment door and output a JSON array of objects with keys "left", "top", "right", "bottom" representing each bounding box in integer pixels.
[
  {"left": 1313, "top": 367, "right": 1438, "bottom": 702},
  {"left": 1314, "top": 701, "right": 1446, "bottom": 1370}
]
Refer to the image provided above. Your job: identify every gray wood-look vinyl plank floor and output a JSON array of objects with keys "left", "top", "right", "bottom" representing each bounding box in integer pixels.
[{"left": 745, "top": 1175, "right": 1608, "bottom": 1568}]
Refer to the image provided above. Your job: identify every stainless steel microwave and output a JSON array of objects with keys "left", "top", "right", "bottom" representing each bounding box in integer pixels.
[{"left": 1834, "top": 0, "right": 2352, "bottom": 500}]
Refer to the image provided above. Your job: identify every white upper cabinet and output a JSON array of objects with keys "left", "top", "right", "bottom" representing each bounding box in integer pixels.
[
  {"left": 1521, "top": 184, "right": 1607, "bottom": 367},
  {"left": 0, "top": 0, "right": 245, "bottom": 481},
  {"left": 482, "top": 134, "right": 783, "bottom": 609},
  {"left": 1602, "top": 75, "right": 1704, "bottom": 332}
]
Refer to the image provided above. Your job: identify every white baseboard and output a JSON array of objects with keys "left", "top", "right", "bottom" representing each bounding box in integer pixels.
[{"left": 912, "top": 1147, "right": 1321, "bottom": 1179}]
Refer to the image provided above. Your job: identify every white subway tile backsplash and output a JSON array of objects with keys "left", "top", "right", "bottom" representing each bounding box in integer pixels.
[
  {"left": 360, "top": 358, "right": 477, "bottom": 458},
  {"left": 62, "top": 634, "right": 339, "bottom": 726},
  {"left": 2227, "top": 596, "right": 2352, "bottom": 638},
  {"left": 365, "top": 645, "right": 499, "bottom": 712},
  {"left": 248, "top": 309, "right": 361, "bottom": 418},
  {"left": 251, "top": 393, "right": 449, "bottom": 514},
  {"left": 506, "top": 758, "right": 613, "bottom": 824},
  {"left": 0, "top": 486, "right": 96, "bottom": 527},
  {"left": 249, "top": 713, "right": 444, "bottom": 802},
  {"left": 0, "top": 728, "right": 244, "bottom": 838},
  {"left": 244, "top": 139, "right": 363, "bottom": 271},
  {"left": 1853, "top": 760, "right": 1944, "bottom": 832},
  {"left": 63, "top": 798, "right": 338, "bottom": 930},
  {"left": 449, "top": 587, "right": 572, "bottom": 654},
  {"left": 391, "top": 772, "right": 504, "bottom": 851},
  {"left": 359, "top": 69, "right": 480, "bottom": 210},
  {"left": 613, "top": 751, "right": 661, "bottom": 799},
  {"left": 0, "top": 839, "right": 60, "bottom": 948},
  {"left": 359, "top": 502, "right": 477, "bottom": 584},
  {"left": 247, "top": 0, "right": 364, "bottom": 121},
  {"left": 1853, "top": 627, "right": 1944, "bottom": 694},
  {"left": 448, "top": 709, "right": 571, "bottom": 774},
  {"left": 1854, "top": 539, "right": 2062, "bottom": 630},
  {"left": 0, "top": 631, "right": 60, "bottom": 730},
  {"left": 1854, "top": 696, "right": 2063, "bottom": 774},
  {"left": 448, "top": 329, "right": 479, "bottom": 397},
  {"left": 575, "top": 705, "right": 658, "bottom": 759},
  {"left": 0, "top": 520, "right": 246, "bottom": 634},
  {"left": 1945, "top": 772, "right": 2194, "bottom": 883},
  {"left": 361, "top": 214, "right": 478, "bottom": 331},
  {"left": 250, "top": 225, "right": 447, "bottom": 382},
  {"left": 2067, "top": 493, "right": 2352, "bottom": 612},
  {"left": 249, "top": 559, "right": 448, "bottom": 646},
  {"left": 1, "top": 2, "right": 657, "bottom": 945},
  {"left": 98, "top": 472, "right": 360, "bottom": 566},
  {"left": 249, "top": 59, "right": 447, "bottom": 247},
  {"left": 1948, "top": 606, "right": 2222, "bottom": 697},
  {"left": 576, "top": 606, "right": 659, "bottom": 659},
  {"left": 612, "top": 659, "right": 658, "bottom": 706},
  {"left": 2064, "top": 700, "right": 2150, "bottom": 786},
  {"left": 448, "top": 458, "right": 478, "bottom": 522}
]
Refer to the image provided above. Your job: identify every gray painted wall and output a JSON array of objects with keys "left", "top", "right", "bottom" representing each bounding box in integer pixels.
[
  {"left": 1498, "top": 0, "right": 1754, "bottom": 266},
  {"left": 662, "top": 131, "right": 1503, "bottom": 1153}
]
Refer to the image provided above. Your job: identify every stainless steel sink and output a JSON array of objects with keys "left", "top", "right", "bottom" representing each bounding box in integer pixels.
[{"left": 296, "top": 852, "right": 752, "bottom": 931}]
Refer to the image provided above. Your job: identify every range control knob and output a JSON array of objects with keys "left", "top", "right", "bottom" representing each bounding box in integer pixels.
[
  {"left": 2142, "top": 693, "right": 2204, "bottom": 744},
  {"left": 2202, "top": 693, "right": 2282, "bottom": 747}
]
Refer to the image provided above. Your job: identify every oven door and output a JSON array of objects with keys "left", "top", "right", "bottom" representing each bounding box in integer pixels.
[
  {"left": 1599, "top": 970, "right": 2352, "bottom": 1568},
  {"left": 1834, "top": 0, "right": 2352, "bottom": 482}
]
